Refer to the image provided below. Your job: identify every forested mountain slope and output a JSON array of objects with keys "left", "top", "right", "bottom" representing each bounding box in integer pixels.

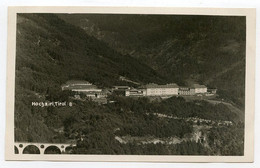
[
  {"left": 59, "top": 14, "right": 246, "bottom": 107},
  {"left": 15, "top": 14, "right": 167, "bottom": 142}
]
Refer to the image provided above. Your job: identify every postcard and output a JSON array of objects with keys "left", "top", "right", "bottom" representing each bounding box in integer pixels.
[{"left": 5, "top": 6, "right": 256, "bottom": 162}]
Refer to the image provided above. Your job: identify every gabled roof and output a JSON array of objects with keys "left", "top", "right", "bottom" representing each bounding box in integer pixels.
[
  {"left": 142, "top": 83, "right": 179, "bottom": 89},
  {"left": 193, "top": 84, "right": 207, "bottom": 88},
  {"left": 62, "top": 80, "right": 99, "bottom": 90}
]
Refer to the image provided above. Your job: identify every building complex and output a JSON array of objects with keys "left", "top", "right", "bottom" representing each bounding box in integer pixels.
[
  {"left": 125, "top": 83, "right": 211, "bottom": 97},
  {"left": 61, "top": 80, "right": 215, "bottom": 99}
]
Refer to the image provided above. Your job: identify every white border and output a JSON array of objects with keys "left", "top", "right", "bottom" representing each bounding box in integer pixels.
[{"left": 4, "top": 6, "right": 256, "bottom": 163}]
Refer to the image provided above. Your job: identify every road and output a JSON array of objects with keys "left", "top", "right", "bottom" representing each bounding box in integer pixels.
[{"left": 205, "top": 99, "right": 244, "bottom": 122}]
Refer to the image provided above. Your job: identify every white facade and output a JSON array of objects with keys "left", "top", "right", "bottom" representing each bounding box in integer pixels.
[
  {"left": 146, "top": 87, "right": 179, "bottom": 96},
  {"left": 193, "top": 84, "right": 207, "bottom": 94},
  {"left": 194, "top": 88, "right": 207, "bottom": 93},
  {"left": 71, "top": 88, "right": 102, "bottom": 92},
  {"left": 178, "top": 88, "right": 195, "bottom": 95}
]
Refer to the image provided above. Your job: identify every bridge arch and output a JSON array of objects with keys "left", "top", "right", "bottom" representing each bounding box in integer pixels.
[
  {"left": 23, "top": 145, "right": 40, "bottom": 154},
  {"left": 14, "top": 145, "right": 19, "bottom": 154},
  {"left": 65, "top": 146, "right": 73, "bottom": 153},
  {"left": 44, "top": 145, "right": 61, "bottom": 154}
]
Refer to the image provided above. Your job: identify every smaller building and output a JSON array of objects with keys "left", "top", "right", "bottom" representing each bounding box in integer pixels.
[
  {"left": 112, "top": 86, "right": 131, "bottom": 96},
  {"left": 61, "top": 80, "right": 102, "bottom": 93},
  {"left": 208, "top": 88, "right": 217, "bottom": 94},
  {"left": 61, "top": 80, "right": 92, "bottom": 90},
  {"left": 113, "top": 86, "right": 131, "bottom": 91},
  {"left": 125, "top": 89, "right": 146, "bottom": 97}
]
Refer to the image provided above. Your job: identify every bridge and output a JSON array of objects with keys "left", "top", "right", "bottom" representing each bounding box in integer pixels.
[{"left": 14, "top": 142, "right": 77, "bottom": 154}]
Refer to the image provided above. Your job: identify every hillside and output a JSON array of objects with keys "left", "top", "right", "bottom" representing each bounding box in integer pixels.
[
  {"left": 59, "top": 14, "right": 246, "bottom": 107},
  {"left": 15, "top": 14, "right": 167, "bottom": 142}
]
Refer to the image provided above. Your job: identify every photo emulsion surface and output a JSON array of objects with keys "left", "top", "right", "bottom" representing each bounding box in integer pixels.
[{"left": 14, "top": 13, "right": 246, "bottom": 156}]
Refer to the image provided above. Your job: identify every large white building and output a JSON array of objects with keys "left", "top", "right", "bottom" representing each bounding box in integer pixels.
[
  {"left": 193, "top": 84, "right": 207, "bottom": 94},
  {"left": 141, "top": 83, "right": 179, "bottom": 96}
]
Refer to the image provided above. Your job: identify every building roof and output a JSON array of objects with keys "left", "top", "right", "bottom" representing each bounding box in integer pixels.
[
  {"left": 142, "top": 83, "right": 179, "bottom": 89},
  {"left": 126, "top": 88, "right": 145, "bottom": 91},
  {"left": 193, "top": 84, "right": 207, "bottom": 88},
  {"left": 113, "top": 86, "right": 130, "bottom": 88},
  {"left": 61, "top": 80, "right": 98, "bottom": 90},
  {"left": 62, "top": 84, "right": 99, "bottom": 90},
  {"left": 65, "top": 80, "right": 92, "bottom": 85}
]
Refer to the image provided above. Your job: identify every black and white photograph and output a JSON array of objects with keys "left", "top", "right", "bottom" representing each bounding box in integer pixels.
[{"left": 4, "top": 7, "right": 255, "bottom": 162}]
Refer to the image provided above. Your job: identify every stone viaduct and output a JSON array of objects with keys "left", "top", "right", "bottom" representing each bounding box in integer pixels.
[{"left": 14, "top": 142, "right": 76, "bottom": 154}]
